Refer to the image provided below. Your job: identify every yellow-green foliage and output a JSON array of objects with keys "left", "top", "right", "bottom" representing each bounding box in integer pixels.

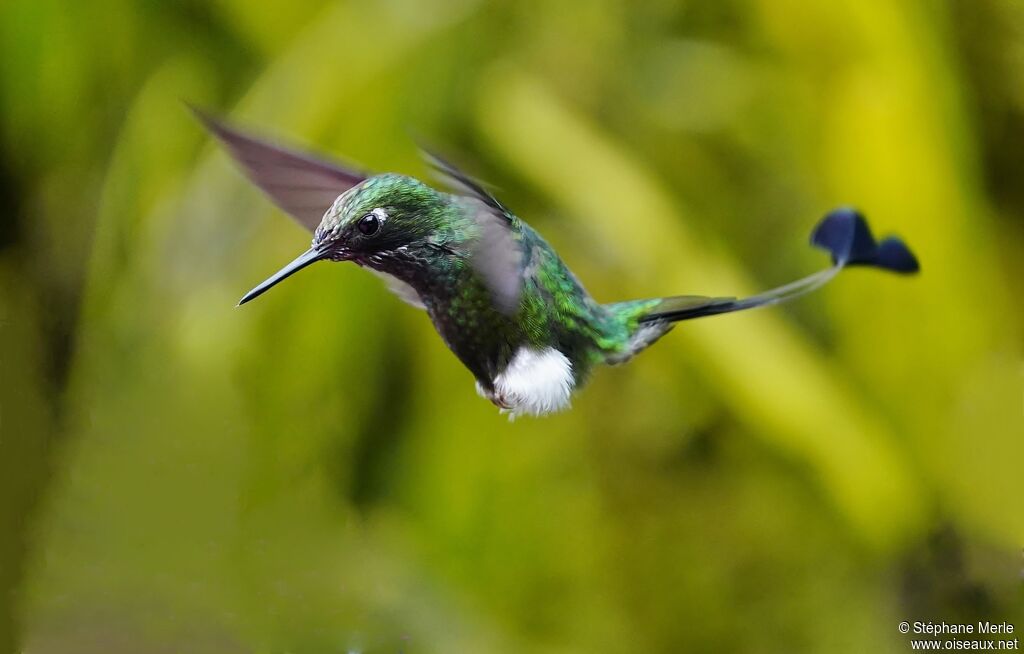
[{"left": 0, "top": 0, "right": 1020, "bottom": 652}]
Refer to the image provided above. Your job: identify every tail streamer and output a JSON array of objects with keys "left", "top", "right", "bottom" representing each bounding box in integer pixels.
[{"left": 639, "top": 208, "right": 919, "bottom": 324}]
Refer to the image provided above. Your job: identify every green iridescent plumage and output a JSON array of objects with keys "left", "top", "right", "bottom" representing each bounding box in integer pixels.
[{"left": 199, "top": 111, "right": 919, "bottom": 417}]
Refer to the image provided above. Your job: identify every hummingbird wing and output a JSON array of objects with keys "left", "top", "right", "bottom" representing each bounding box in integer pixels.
[
  {"left": 368, "top": 270, "right": 427, "bottom": 310},
  {"left": 193, "top": 108, "right": 367, "bottom": 231},
  {"left": 464, "top": 197, "right": 524, "bottom": 315},
  {"left": 421, "top": 149, "right": 513, "bottom": 220},
  {"left": 422, "top": 149, "right": 525, "bottom": 315},
  {"left": 638, "top": 208, "right": 919, "bottom": 323}
]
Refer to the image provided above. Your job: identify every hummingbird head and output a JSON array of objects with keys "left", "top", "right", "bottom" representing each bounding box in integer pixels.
[{"left": 238, "top": 174, "right": 449, "bottom": 305}]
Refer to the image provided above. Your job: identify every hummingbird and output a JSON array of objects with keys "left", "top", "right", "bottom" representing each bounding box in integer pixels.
[{"left": 196, "top": 111, "right": 919, "bottom": 418}]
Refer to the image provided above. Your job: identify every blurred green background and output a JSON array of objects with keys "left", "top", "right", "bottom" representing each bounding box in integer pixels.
[{"left": 1, "top": 0, "right": 1022, "bottom": 652}]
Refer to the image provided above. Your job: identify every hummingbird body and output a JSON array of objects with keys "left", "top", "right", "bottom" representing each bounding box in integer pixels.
[
  {"left": 197, "top": 111, "right": 919, "bottom": 418},
  {"left": 314, "top": 173, "right": 660, "bottom": 416}
]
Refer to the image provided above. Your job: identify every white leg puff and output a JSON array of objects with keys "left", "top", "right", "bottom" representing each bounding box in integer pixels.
[{"left": 479, "top": 346, "right": 574, "bottom": 419}]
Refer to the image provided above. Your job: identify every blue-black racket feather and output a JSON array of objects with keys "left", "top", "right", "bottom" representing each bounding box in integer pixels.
[{"left": 811, "top": 207, "right": 919, "bottom": 273}]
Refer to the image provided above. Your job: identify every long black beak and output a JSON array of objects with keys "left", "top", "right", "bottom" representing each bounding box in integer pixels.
[{"left": 238, "top": 247, "right": 326, "bottom": 306}]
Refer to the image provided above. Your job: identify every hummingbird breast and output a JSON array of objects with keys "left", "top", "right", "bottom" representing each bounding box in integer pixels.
[{"left": 366, "top": 245, "right": 524, "bottom": 385}]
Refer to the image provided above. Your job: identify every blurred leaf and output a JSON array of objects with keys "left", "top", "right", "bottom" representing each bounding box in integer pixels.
[{"left": 1, "top": 0, "right": 1021, "bottom": 652}]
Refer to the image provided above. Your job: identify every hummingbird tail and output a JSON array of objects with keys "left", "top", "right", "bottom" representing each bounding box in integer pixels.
[{"left": 605, "top": 209, "right": 918, "bottom": 357}]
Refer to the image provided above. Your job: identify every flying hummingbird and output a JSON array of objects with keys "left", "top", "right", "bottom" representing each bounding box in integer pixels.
[{"left": 196, "top": 111, "right": 919, "bottom": 418}]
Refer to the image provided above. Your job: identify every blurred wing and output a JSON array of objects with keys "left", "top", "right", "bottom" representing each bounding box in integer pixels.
[
  {"left": 422, "top": 148, "right": 524, "bottom": 315},
  {"left": 193, "top": 108, "right": 368, "bottom": 231},
  {"left": 370, "top": 270, "right": 427, "bottom": 310},
  {"left": 466, "top": 198, "right": 524, "bottom": 315},
  {"left": 421, "top": 148, "right": 514, "bottom": 223}
]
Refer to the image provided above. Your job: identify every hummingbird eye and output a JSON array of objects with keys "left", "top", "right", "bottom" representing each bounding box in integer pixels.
[{"left": 357, "top": 211, "right": 381, "bottom": 236}]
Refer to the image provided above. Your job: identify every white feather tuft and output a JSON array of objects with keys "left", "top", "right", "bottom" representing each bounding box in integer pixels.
[{"left": 483, "top": 346, "right": 574, "bottom": 419}]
